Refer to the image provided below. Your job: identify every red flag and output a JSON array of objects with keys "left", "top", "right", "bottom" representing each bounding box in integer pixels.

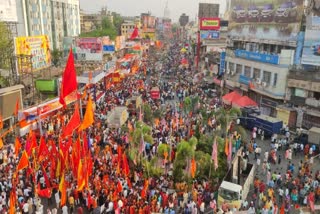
[
  {"left": 190, "top": 158, "right": 196, "bottom": 178},
  {"left": 122, "top": 154, "right": 130, "bottom": 176},
  {"left": 14, "top": 98, "right": 20, "bottom": 116},
  {"left": 0, "top": 113, "right": 3, "bottom": 129},
  {"left": 129, "top": 27, "right": 139, "bottom": 39},
  {"left": 14, "top": 137, "right": 21, "bottom": 156},
  {"left": 26, "top": 130, "right": 37, "bottom": 156},
  {"left": 38, "top": 136, "right": 49, "bottom": 162},
  {"left": 9, "top": 190, "right": 16, "bottom": 214},
  {"left": 117, "top": 180, "right": 123, "bottom": 193},
  {"left": 41, "top": 166, "right": 51, "bottom": 188},
  {"left": 63, "top": 103, "right": 81, "bottom": 137},
  {"left": 59, "top": 173, "right": 67, "bottom": 206},
  {"left": 59, "top": 49, "right": 77, "bottom": 105},
  {"left": 36, "top": 183, "right": 52, "bottom": 198},
  {"left": 16, "top": 151, "right": 29, "bottom": 171}
]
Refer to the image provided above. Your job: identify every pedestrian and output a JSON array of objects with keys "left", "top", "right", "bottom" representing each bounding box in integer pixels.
[{"left": 278, "top": 155, "right": 281, "bottom": 165}]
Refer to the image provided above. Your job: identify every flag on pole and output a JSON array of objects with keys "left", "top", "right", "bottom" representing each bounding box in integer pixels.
[
  {"left": 0, "top": 114, "right": 3, "bottom": 129},
  {"left": 0, "top": 138, "right": 3, "bottom": 149},
  {"left": 38, "top": 136, "right": 49, "bottom": 162},
  {"left": 59, "top": 173, "right": 67, "bottom": 206},
  {"left": 16, "top": 151, "right": 29, "bottom": 171},
  {"left": 14, "top": 98, "right": 20, "bottom": 116},
  {"left": 59, "top": 49, "right": 77, "bottom": 105},
  {"left": 190, "top": 158, "right": 196, "bottom": 178},
  {"left": 79, "top": 96, "right": 94, "bottom": 131},
  {"left": 129, "top": 27, "right": 139, "bottom": 40},
  {"left": 9, "top": 190, "right": 16, "bottom": 214},
  {"left": 212, "top": 137, "right": 218, "bottom": 171},
  {"left": 62, "top": 103, "right": 81, "bottom": 137},
  {"left": 224, "top": 138, "right": 229, "bottom": 156}
]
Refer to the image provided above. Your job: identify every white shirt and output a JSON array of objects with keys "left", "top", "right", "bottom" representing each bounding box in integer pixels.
[
  {"left": 23, "top": 203, "right": 29, "bottom": 212},
  {"left": 62, "top": 205, "right": 68, "bottom": 214}
]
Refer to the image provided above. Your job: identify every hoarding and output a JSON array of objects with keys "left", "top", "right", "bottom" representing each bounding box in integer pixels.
[
  {"left": 301, "top": 14, "right": 320, "bottom": 66},
  {"left": 219, "top": 52, "right": 226, "bottom": 75},
  {"left": 75, "top": 37, "right": 102, "bottom": 61},
  {"left": 103, "top": 45, "right": 115, "bottom": 53},
  {"left": 115, "top": 36, "right": 125, "bottom": 51},
  {"left": 15, "top": 35, "right": 51, "bottom": 73},
  {"left": 198, "top": 3, "right": 220, "bottom": 18},
  {"left": 228, "top": 0, "right": 304, "bottom": 44},
  {"left": 0, "top": 0, "right": 18, "bottom": 22},
  {"left": 200, "top": 30, "right": 220, "bottom": 39},
  {"left": 235, "top": 49, "right": 279, "bottom": 65},
  {"left": 200, "top": 18, "right": 220, "bottom": 30}
]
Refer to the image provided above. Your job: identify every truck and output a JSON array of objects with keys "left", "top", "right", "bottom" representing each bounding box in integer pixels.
[{"left": 218, "top": 148, "right": 256, "bottom": 211}]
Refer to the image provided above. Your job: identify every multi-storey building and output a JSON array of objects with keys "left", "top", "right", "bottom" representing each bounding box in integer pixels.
[
  {"left": 17, "top": 0, "right": 80, "bottom": 50},
  {"left": 222, "top": 0, "right": 305, "bottom": 120},
  {"left": 120, "top": 21, "right": 136, "bottom": 39}
]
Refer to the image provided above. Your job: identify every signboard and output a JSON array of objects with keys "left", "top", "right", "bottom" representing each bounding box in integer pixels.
[
  {"left": 115, "top": 36, "right": 126, "bottom": 51},
  {"left": 200, "top": 30, "right": 220, "bottom": 39},
  {"left": 239, "top": 75, "right": 252, "bottom": 86},
  {"left": 15, "top": 35, "right": 51, "bottom": 73},
  {"left": 103, "top": 45, "right": 115, "bottom": 53},
  {"left": 0, "top": 0, "right": 18, "bottom": 22},
  {"left": 301, "top": 15, "right": 320, "bottom": 66},
  {"left": 235, "top": 49, "right": 279, "bottom": 65},
  {"left": 219, "top": 52, "right": 226, "bottom": 75},
  {"left": 75, "top": 37, "right": 102, "bottom": 61},
  {"left": 198, "top": 3, "right": 220, "bottom": 19},
  {"left": 200, "top": 18, "right": 221, "bottom": 30},
  {"left": 228, "top": 0, "right": 303, "bottom": 44}
]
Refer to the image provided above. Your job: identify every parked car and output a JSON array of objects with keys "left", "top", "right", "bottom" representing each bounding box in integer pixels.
[
  {"left": 274, "top": 1, "right": 298, "bottom": 22},
  {"left": 232, "top": 5, "right": 247, "bottom": 22},
  {"left": 312, "top": 43, "right": 320, "bottom": 56},
  {"left": 260, "top": 4, "right": 274, "bottom": 22},
  {"left": 247, "top": 5, "right": 260, "bottom": 22}
]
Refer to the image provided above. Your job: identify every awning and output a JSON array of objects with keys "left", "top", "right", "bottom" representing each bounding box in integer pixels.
[
  {"left": 232, "top": 96, "right": 258, "bottom": 108},
  {"left": 222, "top": 91, "right": 241, "bottom": 104}
]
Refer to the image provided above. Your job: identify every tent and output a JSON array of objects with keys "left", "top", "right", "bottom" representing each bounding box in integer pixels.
[
  {"left": 222, "top": 91, "right": 241, "bottom": 104},
  {"left": 232, "top": 96, "right": 258, "bottom": 108}
]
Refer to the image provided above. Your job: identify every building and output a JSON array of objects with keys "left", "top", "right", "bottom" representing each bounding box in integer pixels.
[
  {"left": 80, "top": 11, "right": 102, "bottom": 33},
  {"left": 121, "top": 21, "right": 135, "bottom": 38},
  {"left": 16, "top": 0, "right": 80, "bottom": 50},
  {"left": 222, "top": 0, "right": 304, "bottom": 118},
  {"left": 198, "top": 3, "right": 219, "bottom": 19}
]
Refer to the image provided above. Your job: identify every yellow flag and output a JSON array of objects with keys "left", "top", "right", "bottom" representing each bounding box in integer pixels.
[
  {"left": 0, "top": 138, "right": 3, "bottom": 149},
  {"left": 79, "top": 96, "right": 94, "bottom": 131}
]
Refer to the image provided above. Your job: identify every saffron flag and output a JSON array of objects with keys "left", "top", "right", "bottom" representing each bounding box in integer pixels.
[
  {"left": 16, "top": 151, "right": 29, "bottom": 171},
  {"left": 129, "top": 27, "right": 139, "bottom": 40},
  {"left": 117, "top": 180, "right": 123, "bottom": 193},
  {"left": 14, "top": 98, "right": 20, "bottom": 116},
  {"left": 9, "top": 190, "right": 16, "bottom": 214},
  {"left": 79, "top": 96, "right": 94, "bottom": 131},
  {"left": 0, "top": 138, "right": 3, "bottom": 149},
  {"left": 0, "top": 114, "right": 3, "bottom": 129},
  {"left": 36, "top": 183, "right": 52, "bottom": 198},
  {"left": 63, "top": 103, "right": 81, "bottom": 137},
  {"left": 190, "top": 158, "right": 196, "bottom": 178},
  {"left": 59, "top": 173, "right": 67, "bottom": 206},
  {"left": 59, "top": 49, "right": 77, "bottom": 105},
  {"left": 212, "top": 137, "right": 218, "bottom": 171},
  {"left": 122, "top": 154, "right": 130, "bottom": 176},
  {"left": 77, "top": 159, "right": 85, "bottom": 191},
  {"left": 224, "top": 138, "right": 229, "bottom": 156},
  {"left": 38, "top": 136, "right": 49, "bottom": 162},
  {"left": 15, "top": 137, "right": 21, "bottom": 156}
]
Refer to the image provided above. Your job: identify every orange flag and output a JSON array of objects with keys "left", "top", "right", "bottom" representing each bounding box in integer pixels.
[
  {"left": 9, "top": 190, "right": 16, "bottom": 214},
  {"left": 128, "top": 121, "right": 133, "bottom": 132},
  {"left": 14, "top": 98, "right": 20, "bottom": 116},
  {"left": 191, "top": 158, "right": 196, "bottom": 178},
  {"left": 0, "top": 114, "right": 3, "bottom": 129},
  {"left": 59, "top": 173, "right": 67, "bottom": 206},
  {"left": 79, "top": 96, "right": 94, "bottom": 131},
  {"left": 224, "top": 138, "right": 229, "bottom": 156},
  {"left": 14, "top": 137, "right": 22, "bottom": 156},
  {"left": 0, "top": 138, "right": 3, "bottom": 149},
  {"left": 77, "top": 159, "right": 85, "bottom": 191},
  {"left": 38, "top": 136, "right": 49, "bottom": 162},
  {"left": 16, "top": 151, "right": 29, "bottom": 171},
  {"left": 62, "top": 103, "right": 81, "bottom": 137}
]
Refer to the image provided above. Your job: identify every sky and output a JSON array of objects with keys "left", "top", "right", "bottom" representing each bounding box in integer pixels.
[{"left": 79, "top": 0, "right": 226, "bottom": 22}]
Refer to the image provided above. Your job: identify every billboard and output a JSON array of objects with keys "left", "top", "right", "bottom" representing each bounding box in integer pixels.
[
  {"left": 228, "top": 0, "right": 304, "bottom": 44},
  {"left": 0, "top": 0, "right": 18, "bottom": 22},
  {"left": 235, "top": 49, "right": 279, "bottom": 65},
  {"left": 198, "top": 3, "right": 220, "bottom": 18},
  {"left": 15, "top": 35, "right": 51, "bottom": 73},
  {"left": 115, "top": 36, "right": 125, "bottom": 51},
  {"left": 301, "top": 14, "right": 320, "bottom": 66},
  {"left": 200, "top": 18, "right": 221, "bottom": 30},
  {"left": 103, "top": 45, "right": 115, "bottom": 53},
  {"left": 75, "top": 37, "right": 102, "bottom": 61},
  {"left": 200, "top": 30, "right": 220, "bottom": 39}
]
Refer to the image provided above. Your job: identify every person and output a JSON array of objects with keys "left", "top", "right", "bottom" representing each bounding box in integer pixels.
[{"left": 247, "top": 203, "right": 255, "bottom": 214}]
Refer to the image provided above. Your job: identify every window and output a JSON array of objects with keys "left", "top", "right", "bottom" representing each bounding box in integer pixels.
[
  {"left": 253, "top": 68, "right": 260, "bottom": 79},
  {"left": 263, "top": 71, "right": 271, "bottom": 84},
  {"left": 229, "top": 62, "right": 234, "bottom": 72},
  {"left": 273, "top": 73, "right": 278, "bottom": 86},
  {"left": 236, "top": 64, "right": 242, "bottom": 73},
  {"left": 244, "top": 66, "right": 251, "bottom": 78}
]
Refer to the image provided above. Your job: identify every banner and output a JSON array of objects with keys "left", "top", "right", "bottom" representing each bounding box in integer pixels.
[
  {"left": 200, "top": 31, "right": 220, "bottom": 39},
  {"left": 115, "top": 36, "right": 125, "bottom": 51},
  {"left": 301, "top": 15, "right": 320, "bottom": 66},
  {"left": 75, "top": 37, "right": 102, "bottom": 61},
  {"left": 15, "top": 35, "right": 51, "bottom": 73},
  {"left": 200, "top": 18, "right": 221, "bottom": 30},
  {"left": 103, "top": 45, "right": 115, "bottom": 53},
  {"left": 0, "top": 0, "right": 18, "bottom": 22},
  {"left": 228, "top": 0, "right": 303, "bottom": 43}
]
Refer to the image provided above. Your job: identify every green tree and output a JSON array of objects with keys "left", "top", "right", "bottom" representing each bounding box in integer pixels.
[
  {"left": 111, "top": 12, "right": 124, "bottom": 34},
  {"left": 0, "top": 22, "right": 12, "bottom": 69},
  {"left": 51, "top": 49, "right": 63, "bottom": 67},
  {"left": 142, "top": 103, "right": 153, "bottom": 124}
]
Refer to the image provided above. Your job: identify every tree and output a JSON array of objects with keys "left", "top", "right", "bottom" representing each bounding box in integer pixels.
[
  {"left": 80, "top": 17, "right": 118, "bottom": 40},
  {"left": 0, "top": 22, "right": 12, "bottom": 70},
  {"left": 111, "top": 12, "right": 124, "bottom": 34},
  {"left": 51, "top": 49, "right": 63, "bottom": 67}
]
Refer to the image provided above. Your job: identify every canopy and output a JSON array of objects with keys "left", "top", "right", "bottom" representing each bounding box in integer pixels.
[
  {"left": 232, "top": 96, "right": 257, "bottom": 108},
  {"left": 222, "top": 91, "right": 241, "bottom": 104}
]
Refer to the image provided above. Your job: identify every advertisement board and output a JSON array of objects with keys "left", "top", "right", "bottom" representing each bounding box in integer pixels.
[
  {"left": 200, "top": 18, "right": 221, "bottom": 30},
  {"left": 219, "top": 52, "right": 226, "bottom": 75},
  {"left": 103, "top": 45, "right": 115, "bottom": 53},
  {"left": 228, "top": 0, "right": 304, "bottom": 44},
  {"left": 0, "top": 0, "right": 18, "bottom": 22},
  {"left": 15, "top": 35, "right": 51, "bottom": 73},
  {"left": 200, "top": 30, "right": 220, "bottom": 39},
  {"left": 115, "top": 36, "right": 126, "bottom": 51},
  {"left": 301, "top": 14, "right": 320, "bottom": 66},
  {"left": 75, "top": 37, "right": 102, "bottom": 61},
  {"left": 235, "top": 49, "right": 279, "bottom": 65}
]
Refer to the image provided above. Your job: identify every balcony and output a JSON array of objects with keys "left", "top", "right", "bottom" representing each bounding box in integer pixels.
[{"left": 305, "top": 98, "right": 320, "bottom": 108}]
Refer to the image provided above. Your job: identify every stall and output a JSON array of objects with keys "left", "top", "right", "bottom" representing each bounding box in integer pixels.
[
  {"left": 222, "top": 91, "right": 242, "bottom": 105},
  {"left": 76, "top": 71, "right": 106, "bottom": 102},
  {"left": 106, "top": 106, "right": 129, "bottom": 128},
  {"left": 232, "top": 96, "right": 257, "bottom": 108}
]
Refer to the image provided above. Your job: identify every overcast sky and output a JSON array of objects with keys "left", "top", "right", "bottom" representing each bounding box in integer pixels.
[{"left": 79, "top": 0, "right": 226, "bottom": 22}]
